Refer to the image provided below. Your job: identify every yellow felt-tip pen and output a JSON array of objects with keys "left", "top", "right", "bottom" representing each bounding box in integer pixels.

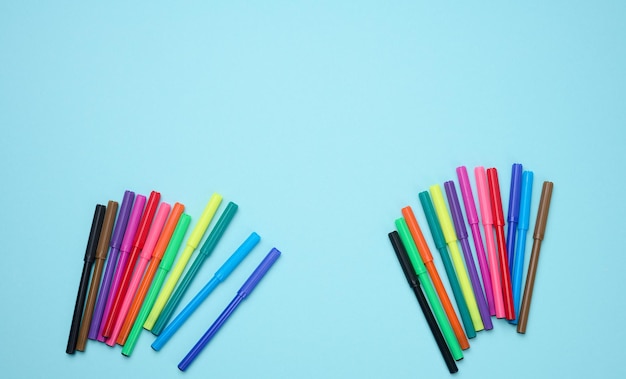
[
  {"left": 143, "top": 193, "right": 222, "bottom": 330},
  {"left": 430, "top": 184, "right": 484, "bottom": 331}
]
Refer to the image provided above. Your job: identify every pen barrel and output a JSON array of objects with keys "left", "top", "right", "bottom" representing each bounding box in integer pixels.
[
  {"left": 119, "top": 262, "right": 159, "bottom": 343},
  {"left": 418, "top": 273, "right": 463, "bottom": 360},
  {"left": 103, "top": 246, "right": 141, "bottom": 338},
  {"left": 511, "top": 230, "right": 528, "bottom": 324},
  {"left": 517, "top": 239, "right": 542, "bottom": 333},
  {"left": 76, "top": 260, "right": 106, "bottom": 351},
  {"left": 153, "top": 256, "right": 207, "bottom": 335},
  {"left": 469, "top": 223, "right": 495, "bottom": 316},
  {"left": 410, "top": 284, "right": 458, "bottom": 373},
  {"left": 124, "top": 269, "right": 169, "bottom": 356},
  {"left": 484, "top": 226, "right": 504, "bottom": 318},
  {"left": 89, "top": 246, "right": 119, "bottom": 339},
  {"left": 178, "top": 296, "right": 244, "bottom": 371},
  {"left": 437, "top": 246, "right": 475, "bottom": 339},
  {"left": 506, "top": 222, "right": 518, "bottom": 277},
  {"left": 459, "top": 238, "right": 492, "bottom": 330},
  {"left": 152, "top": 277, "right": 220, "bottom": 350},
  {"left": 448, "top": 242, "right": 484, "bottom": 331},
  {"left": 495, "top": 226, "right": 515, "bottom": 320},
  {"left": 66, "top": 262, "right": 94, "bottom": 354}
]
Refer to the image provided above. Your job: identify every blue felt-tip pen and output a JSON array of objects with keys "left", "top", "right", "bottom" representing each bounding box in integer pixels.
[
  {"left": 178, "top": 248, "right": 281, "bottom": 371},
  {"left": 151, "top": 232, "right": 261, "bottom": 350},
  {"left": 506, "top": 163, "right": 523, "bottom": 277},
  {"left": 510, "top": 171, "right": 533, "bottom": 324}
]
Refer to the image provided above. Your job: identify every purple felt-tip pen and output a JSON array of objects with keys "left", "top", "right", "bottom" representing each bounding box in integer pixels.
[
  {"left": 97, "top": 193, "right": 146, "bottom": 342},
  {"left": 506, "top": 163, "right": 523, "bottom": 277},
  {"left": 178, "top": 248, "right": 281, "bottom": 371},
  {"left": 445, "top": 181, "right": 493, "bottom": 330},
  {"left": 456, "top": 166, "right": 495, "bottom": 316},
  {"left": 88, "top": 190, "right": 135, "bottom": 340}
]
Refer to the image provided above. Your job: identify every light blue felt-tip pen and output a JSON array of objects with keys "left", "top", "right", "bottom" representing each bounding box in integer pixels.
[
  {"left": 510, "top": 171, "right": 533, "bottom": 324},
  {"left": 178, "top": 248, "right": 281, "bottom": 371},
  {"left": 151, "top": 232, "right": 261, "bottom": 350}
]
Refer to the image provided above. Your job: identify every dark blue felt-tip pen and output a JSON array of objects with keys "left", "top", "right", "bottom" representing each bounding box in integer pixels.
[{"left": 178, "top": 248, "right": 281, "bottom": 371}]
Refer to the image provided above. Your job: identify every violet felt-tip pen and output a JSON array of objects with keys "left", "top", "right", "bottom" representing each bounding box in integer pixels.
[
  {"left": 511, "top": 171, "right": 533, "bottom": 324},
  {"left": 66, "top": 204, "right": 106, "bottom": 354},
  {"left": 506, "top": 164, "right": 523, "bottom": 277},
  {"left": 152, "top": 232, "right": 260, "bottom": 351},
  {"left": 444, "top": 181, "right": 493, "bottom": 330},
  {"left": 89, "top": 191, "right": 135, "bottom": 340},
  {"left": 177, "top": 248, "right": 281, "bottom": 372},
  {"left": 97, "top": 194, "right": 147, "bottom": 341}
]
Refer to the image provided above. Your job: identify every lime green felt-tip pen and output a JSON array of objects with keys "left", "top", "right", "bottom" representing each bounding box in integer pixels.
[
  {"left": 144, "top": 193, "right": 222, "bottom": 330},
  {"left": 395, "top": 218, "right": 463, "bottom": 361}
]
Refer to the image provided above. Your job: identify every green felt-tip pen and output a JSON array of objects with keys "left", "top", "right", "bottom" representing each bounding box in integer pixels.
[
  {"left": 122, "top": 213, "right": 192, "bottom": 356},
  {"left": 396, "top": 218, "right": 463, "bottom": 361}
]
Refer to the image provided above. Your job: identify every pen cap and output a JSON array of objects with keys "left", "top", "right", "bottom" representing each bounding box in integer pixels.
[
  {"left": 85, "top": 205, "right": 107, "bottom": 262},
  {"left": 395, "top": 218, "right": 427, "bottom": 275},
  {"left": 133, "top": 191, "right": 161, "bottom": 248},
  {"left": 95, "top": 201, "right": 119, "bottom": 259},
  {"left": 456, "top": 166, "right": 479, "bottom": 224},
  {"left": 215, "top": 232, "right": 261, "bottom": 281},
  {"left": 199, "top": 202, "right": 238, "bottom": 256},
  {"left": 152, "top": 203, "right": 185, "bottom": 260},
  {"left": 188, "top": 193, "right": 223, "bottom": 249},
  {"left": 507, "top": 164, "right": 523, "bottom": 223},
  {"left": 140, "top": 202, "right": 171, "bottom": 259},
  {"left": 238, "top": 248, "right": 281, "bottom": 297},
  {"left": 487, "top": 168, "right": 505, "bottom": 226},
  {"left": 161, "top": 214, "right": 192, "bottom": 270},
  {"left": 533, "top": 182, "right": 554, "bottom": 240},
  {"left": 429, "top": 185, "right": 458, "bottom": 244},
  {"left": 444, "top": 181, "right": 468, "bottom": 240},
  {"left": 418, "top": 191, "right": 446, "bottom": 250},
  {"left": 401, "top": 206, "right": 433, "bottom": 263},
  {"left": 388, "top": 231, "right": 419, "bottom": 288},
  {"left": 474, "top": 166, "right": 493, "bottom": 225},
  {"left": 120, "top": 195, "right": 147, "bottom": 253},
  {"left": 111, "top": 191, "right": 135, "bottom": 249},
  {"left": 518, "top": 171, "right": 534, "bottom": 230}
]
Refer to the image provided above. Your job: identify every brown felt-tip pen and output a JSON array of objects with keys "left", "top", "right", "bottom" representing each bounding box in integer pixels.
[
  {"left": 517, "top": 181, "right": 553, "bottom": 334},
  {"left": 76, "top": 200, "right": 118, "bottom": 351}
]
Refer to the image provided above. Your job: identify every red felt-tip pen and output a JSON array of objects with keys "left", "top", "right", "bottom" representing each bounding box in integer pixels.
[
  {"left": 487, "top": 168, "right": 515, "bottom": 320},
  {"left": 102, "top": 191, "right": 161, "bottom": 338}
]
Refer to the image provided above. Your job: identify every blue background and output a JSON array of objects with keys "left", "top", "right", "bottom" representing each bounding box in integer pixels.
[{"left": 1, "top": 1, "right": 624, "bottom": 378}]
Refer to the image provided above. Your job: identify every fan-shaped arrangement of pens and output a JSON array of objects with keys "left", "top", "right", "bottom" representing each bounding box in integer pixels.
[
  {"left": 388, "top": 164, "right": 554, "bottom": 374},
  {"left": 65, "top": 190, "right": 282, "bottom": 372}
]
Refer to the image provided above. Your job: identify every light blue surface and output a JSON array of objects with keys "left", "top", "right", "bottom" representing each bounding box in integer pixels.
[{"left": 1, "top": 1, "right": 625, "bottom": 378}]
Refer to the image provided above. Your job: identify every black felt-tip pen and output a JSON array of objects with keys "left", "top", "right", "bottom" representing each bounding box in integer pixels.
[
  {"left": 66, "top": 204, "right": 106, "bottom": 354},
  {"left": 388, "top": 231, "right": 458, "bottom": 374}
]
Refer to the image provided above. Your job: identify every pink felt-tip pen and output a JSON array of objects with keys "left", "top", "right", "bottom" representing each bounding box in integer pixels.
[
  {"left": 475, "top": 166, "right": 505, "bottom": 318},
  {"left": 106, "top": 202, "right": 171, "bottom": 346},
  {"left": 456, "top": 166, "right": 495, "bottom": 316},
  {"left": 97, "top": 194, "right": 147, "bottom": 341}
]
